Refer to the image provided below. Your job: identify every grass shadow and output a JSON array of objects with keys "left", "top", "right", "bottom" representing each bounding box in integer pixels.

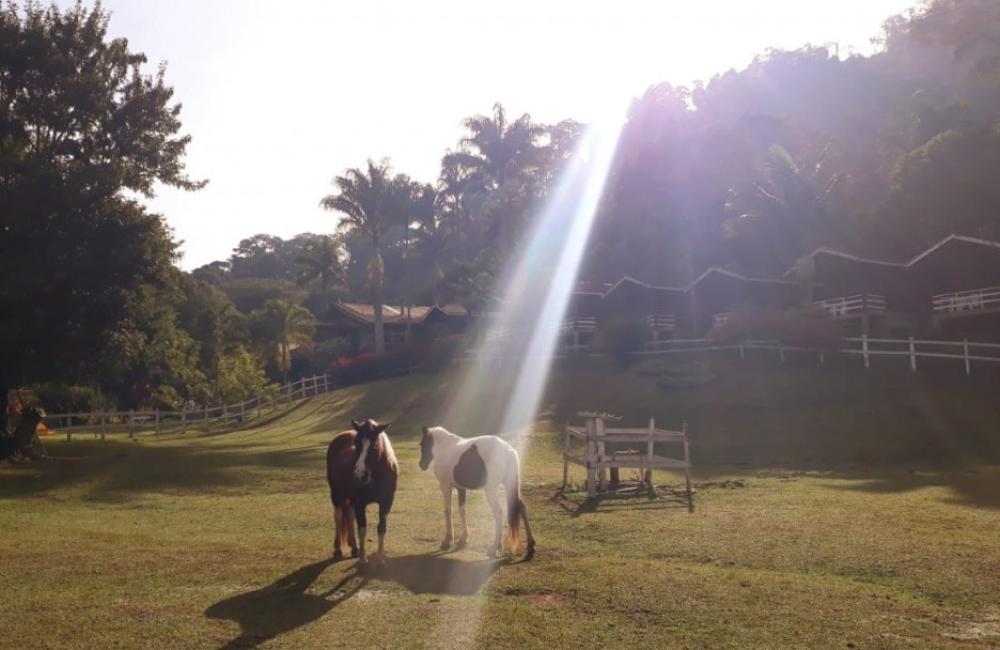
[
  {"left": 551, "top": 487, "right": 692, "bottom": 518},
  {"left": 379, "top": 553, "right": 504, "bottom": 595},
  {"left": 0, "top": 438, "right": 322, "bottom": 501},
  {"left": 823, "top": 465, "right": 1000, "bottom": 510},
  {"left": 205, "top": 559, "right": 367, "bottom": 650}
]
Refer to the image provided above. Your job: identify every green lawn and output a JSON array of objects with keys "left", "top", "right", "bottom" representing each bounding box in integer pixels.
[{"left": 3, "top": 358, "right": 1000, "bottom": 649}]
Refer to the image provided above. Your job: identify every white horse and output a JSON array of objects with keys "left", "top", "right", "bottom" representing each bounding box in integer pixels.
[{"left": 419, "top": 426, "right": 535, "bottom": 560}]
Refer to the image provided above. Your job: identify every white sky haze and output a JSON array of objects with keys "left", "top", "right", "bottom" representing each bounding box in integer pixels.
[{"left": 77, "top": 0, "right": 919, "bottom": 268}]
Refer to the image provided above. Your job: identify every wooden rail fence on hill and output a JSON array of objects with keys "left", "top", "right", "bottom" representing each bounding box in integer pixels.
[{"left": 45, "top": 374, "right": 332, "bottom": 441}]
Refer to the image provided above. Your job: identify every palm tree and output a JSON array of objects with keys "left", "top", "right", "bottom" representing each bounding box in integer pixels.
[
  {"left": 296, "top": 234, "right": 345, "bottom": 294},
  {"left": 442, "top": 103, "right": 546, "bottom": 256},
  {"left": 248, "top": 299, "right": 315, "bottom": 384},
  {"left": 321, "top": 159, "right": 407, "bottom": 356}
]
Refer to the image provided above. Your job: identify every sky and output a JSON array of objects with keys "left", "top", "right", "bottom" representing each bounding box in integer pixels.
[{"left": 78, "top": 0, "right": 919, "bottom": 269}]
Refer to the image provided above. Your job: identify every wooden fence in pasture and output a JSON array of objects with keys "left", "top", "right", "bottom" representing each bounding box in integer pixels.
[
  {"left": 641, "top": 335, "right": 1000, "bottom": 374},
  {"left": 44, "top": 374, "right": 332, "bottom": 442},
  {"left": 563, "top": 412, "right": 694, "bottom": 511}
]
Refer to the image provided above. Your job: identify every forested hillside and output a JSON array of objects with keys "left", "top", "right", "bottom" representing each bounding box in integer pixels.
[{"left": 3, "top": 0, "right": 1000, "bottom": 422}]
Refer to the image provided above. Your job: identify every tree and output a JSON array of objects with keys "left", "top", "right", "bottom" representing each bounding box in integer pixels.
[
  {"left": 295, "top": 234, "right": 345, "bottom": 294},
  {"left": 248, "top": 299, "right": 316, "bottom": 384},
  {"left": 215, "top": 345, "right": 273, "bottom": 404},
  {"left": 0, "top": 3, "right": 203, "bottom": 453},
  {"left": 320, "top": 159, "right": 409, "bottom": 356},
  {"left": 442, "top": 103, "right": 546, "bottom": 259}
]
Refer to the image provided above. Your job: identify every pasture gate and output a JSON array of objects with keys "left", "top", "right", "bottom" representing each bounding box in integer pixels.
[{"left": 562, "top": 412, "right": 693, "bottom": 511}]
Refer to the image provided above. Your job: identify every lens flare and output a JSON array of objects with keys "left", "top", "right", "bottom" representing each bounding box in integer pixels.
[{"left": 425, "top": 106, "right": 626, "bottom": 640}]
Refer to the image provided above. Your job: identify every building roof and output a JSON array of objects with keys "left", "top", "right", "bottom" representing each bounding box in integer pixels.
[
  {"left": 331, "top": 302, "right": 468, "bottom": 325},
  {"left": 785, "top": 233, "right": 1000, "bottom": 276}
]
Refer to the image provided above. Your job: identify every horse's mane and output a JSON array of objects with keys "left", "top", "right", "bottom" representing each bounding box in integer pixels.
[{"left": 375, "top": 432, "right": 398, "bottom": 470}]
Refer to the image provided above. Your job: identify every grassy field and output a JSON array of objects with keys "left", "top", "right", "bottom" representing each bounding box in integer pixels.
[{"left": 2, "top": 356, "right": 1000, "bottom": 649}]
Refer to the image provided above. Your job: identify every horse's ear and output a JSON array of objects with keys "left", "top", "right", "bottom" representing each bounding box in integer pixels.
[
  {"left": 350, "top": 418, "right": 362, "bottom": 430},
  {"left": 378, "top": 423, "right": 392, "bottom": 433}
]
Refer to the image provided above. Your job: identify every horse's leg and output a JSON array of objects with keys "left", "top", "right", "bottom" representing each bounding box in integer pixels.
[
  {"left": 484, "top": 486, "right": 503, "bottom": 559},
  {"left": 439, "top": 482, "right": 454, "bottom": 550},
  {"left": 520, "top": 500, "right": 536, "bottom": 561},
  {"left": 375, "top": 499, "right": 391, "bottom": 566},
  {"left": 456, "top": 488, "right": 470, "bottom": 548},
  {"left": 345, "top": 507, "right": 358, "bottom": 557},
  {"left": 332, "top": 505, "right": 344, "bottom": 560},
  {"left": 354, "top": 502, "right": 368, "bottom": 566}
]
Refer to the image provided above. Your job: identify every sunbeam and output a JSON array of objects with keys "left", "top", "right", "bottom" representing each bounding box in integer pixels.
[{"left": 424, "top": 103, "right": 628, "bottom": 643}]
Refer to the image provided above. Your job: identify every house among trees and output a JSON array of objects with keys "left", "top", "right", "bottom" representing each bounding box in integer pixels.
[
  {"left": 318, "top": 302, "right": 468, "bottom": 353},
  {"left": 563, "top": 233, "right": 1000, "bottom": 345}
]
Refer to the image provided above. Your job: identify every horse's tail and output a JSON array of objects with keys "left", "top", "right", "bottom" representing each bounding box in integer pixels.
[{"left": 505, "top": 450, "right": 523, "bottom": 554}]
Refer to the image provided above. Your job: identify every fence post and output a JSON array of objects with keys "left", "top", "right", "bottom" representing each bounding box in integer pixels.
[
  {"left": 963, "top": 338, "right": 971, "bottom": 376},
  {"left": 587, "top": 417, "right": 597, "bottom": 499},
  {"left": 240, "top": 399, "right": 246, "bottom": 422},
  {"left": 100, "top": 411, "right": 107, "bottom": 441},
  {"left": 645, "top": 417, "right": 655, "bottom": 487},
  {"left": 561, "top": 427, "right": 570, "bottom": 491},
  {"left": 908, "top": 336, "right": 917, "bottom": 372},
  {"left": 323, "top": 374, "right": 329, "bottom": 393},
  {"left": 181, "top": 408, "right": 188, "bottom": 434},
  {"left": 862, "top": 334, "right": 870, "bottom": 369},
  {"left": 204, "top": 405, "right": 209, "bottom": 422},
  {"left": 65, "top": 420, "right": 72, "bottom": 443},
  {"left": 128, "top": 410, "right": 135, "bottom": 439},
  {"left": 596, "top": 417, "right": 607, "bottom": 490},
  {"left": 155, "top": 408, "right": 161, "bottom": 434},
  {"left": 222, "top": 403, "right": 228, "bottom": 426},
  {"left": 683, "top": 419, "right": 693, "bottom": 513}
]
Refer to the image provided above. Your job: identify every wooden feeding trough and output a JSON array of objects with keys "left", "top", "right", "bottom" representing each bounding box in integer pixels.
[{"left": 562, "top": 411, "right": 693, "bottom": 511}]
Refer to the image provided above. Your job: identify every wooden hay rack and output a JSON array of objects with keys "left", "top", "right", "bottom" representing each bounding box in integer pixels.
[{"left": 562, "top": 411, "right": 693, "bottom": 512}]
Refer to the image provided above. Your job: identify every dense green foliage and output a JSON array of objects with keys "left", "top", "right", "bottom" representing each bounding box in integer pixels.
[{"left": 5, "top": 0, "right": 1000, "bottom": 426}]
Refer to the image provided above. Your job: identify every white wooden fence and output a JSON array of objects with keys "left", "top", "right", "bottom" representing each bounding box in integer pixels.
[
  {"left": 933, "top": 285, "right": 1000, "bottom": 313},
  {"left": 44, "top": 374, "right": 331, "bottom": 442},
  {"left": 641, "top": 335, "right": 1000, "bottom": 374}
]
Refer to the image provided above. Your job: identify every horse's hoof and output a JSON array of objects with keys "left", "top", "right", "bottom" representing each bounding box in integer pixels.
[
  {"left": 350, "top": 547, "right": 359, "bottom": 558},
  {"left": 332, "top": 549, "right": 344, "bottom": 561},
  {"left": 456, "top": 538, "right": 468, "bottom": 550},
  {"left": 373, "top": 552, "right": 387, "bottom": 567},
  {"left": 486, "top": 546, "right": 499, "bottom": 559},
  {"left": 524, "top": 544, "right": 536, "bottom": 561},
  {"left": 439, "top": 540, "right": 452, "bottom": 551}
]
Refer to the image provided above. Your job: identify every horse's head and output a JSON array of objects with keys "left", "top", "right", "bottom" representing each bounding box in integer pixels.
[
  {"left": 22, "top": 406, "right": 46, "bottom": 423},
  {"left": 419, "top": 426, "right": 433, "bottom": 471},
  {"left": 351, "top": 418, "right": 390, "bottom": 483}
]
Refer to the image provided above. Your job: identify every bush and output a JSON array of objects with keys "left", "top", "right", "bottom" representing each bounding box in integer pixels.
[
  {"left": 29, "top": 383, "right": 115, "bottom": 413},
  {"left": 329, "top": 335, "right": 465, "bottom": 385},
  {"left": 311, "top": 338, "right": 354, "bottom": 374},
  {"left": 709, "top": 306, "right": 842, "bottom": 350},
  {"left": 600, "top": 317, "right": 648, "bottom": 365}
]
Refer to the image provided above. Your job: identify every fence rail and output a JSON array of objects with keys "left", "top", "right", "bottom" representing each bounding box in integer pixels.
[
  {"left": 932, "top": 285, "right": 1000, "bottom": 313},
  {"left": 639, "top": 335, "right": 1000, "bottom": 374},
  {"left": 814, "top": 293, "right": 886, "bottom": 317},
  {"left": 44, "top": 374, "right": 331, "bottom": 441}
]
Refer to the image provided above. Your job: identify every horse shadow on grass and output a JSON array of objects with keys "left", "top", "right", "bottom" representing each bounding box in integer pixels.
[{"left": 205, "top": 553, "right": 501, "bottom": 649}]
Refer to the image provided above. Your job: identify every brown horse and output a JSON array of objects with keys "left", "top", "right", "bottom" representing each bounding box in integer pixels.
[{"left": 325, "top": 418, "right": 398, "bottom": 567}]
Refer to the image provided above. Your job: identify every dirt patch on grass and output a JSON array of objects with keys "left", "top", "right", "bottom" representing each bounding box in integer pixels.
[{"left": 519, "top": 592, "right": 570, "bottom": 608}]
